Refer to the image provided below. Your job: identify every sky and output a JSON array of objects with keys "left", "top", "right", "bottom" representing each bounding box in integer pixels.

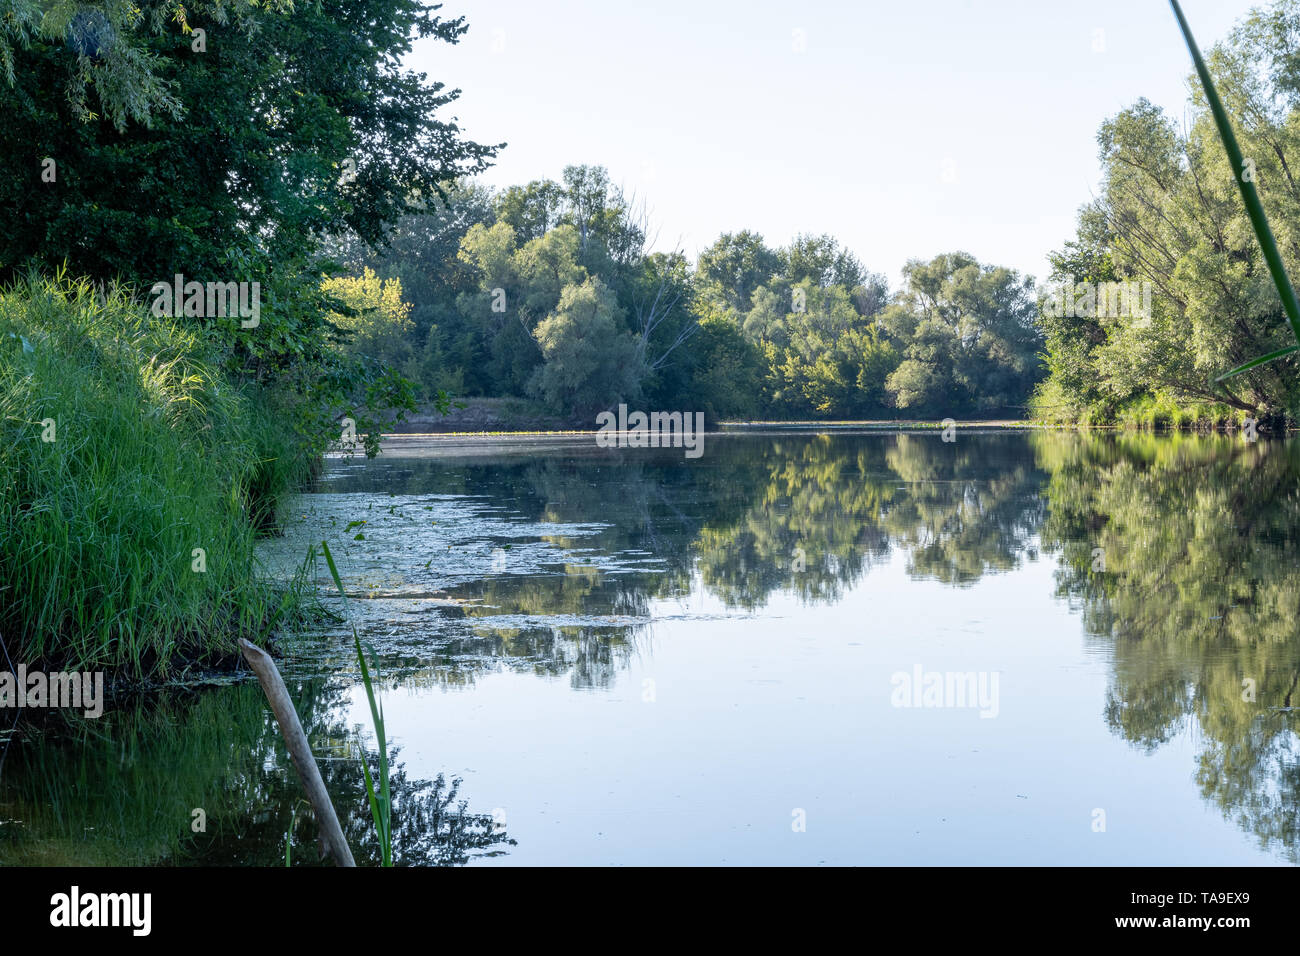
[{"left": 409, "top": 0, "right": 1263, "bottom": 288}]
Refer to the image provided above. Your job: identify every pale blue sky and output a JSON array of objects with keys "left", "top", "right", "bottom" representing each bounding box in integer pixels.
[{"left": 412, "top": 0, "right": 1261, "bottom": 287}]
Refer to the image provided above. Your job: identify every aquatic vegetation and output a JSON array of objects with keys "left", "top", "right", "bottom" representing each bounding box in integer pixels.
[{"left": 320, "top": 539, "right": 392, "bottom": 866}]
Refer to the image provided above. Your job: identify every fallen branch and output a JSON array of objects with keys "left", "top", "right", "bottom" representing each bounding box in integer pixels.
[{"left": 239, "top": 638, "right": 356, "bottom": 867}]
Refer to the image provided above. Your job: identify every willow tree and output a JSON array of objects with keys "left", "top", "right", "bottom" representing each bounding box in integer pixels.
[{"left": 1038, "top": 1, "right": 1300, "bottom": 422}]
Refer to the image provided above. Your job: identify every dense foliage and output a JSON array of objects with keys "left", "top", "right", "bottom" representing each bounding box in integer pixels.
[
  {"left": 0, "top": 0, "right": 499, "bottom": 451},
  {"left": 336, "top": 167, "right": 1046, "bottom": 421},
  {"left": 1034, "top": 0, "right": 1300, "bottom": 427},
  {"left": 0, "top": 275, "right": 312, "bottom": 676},
  {"left": 0, "top": 0, "right": 497, "bottom": 673}
]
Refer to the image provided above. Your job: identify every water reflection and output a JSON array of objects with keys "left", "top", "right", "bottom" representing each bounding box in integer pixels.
[
  {"left": 307, "top": 432, "right": 1047, "bottom": 615},
  {"left": 0, "top": 680, "right": 515, "bottom": 866},
  {"left": 3, "top": 431, "right": 1299, "bottom": 863},
  {"left": 1035, "top": 432, "right": 1300, "bottom": 862},
  {"left": 299, "top": 432, "right": 1300, "bottom": 862}
]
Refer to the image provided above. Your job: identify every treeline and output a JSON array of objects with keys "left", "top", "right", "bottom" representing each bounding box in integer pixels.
[
  {"left": 328, "top": 168, "right": 1045, "bottom": 421},
  {"left": 321, "top": 1, "right": 1300, "bottom": 430}
]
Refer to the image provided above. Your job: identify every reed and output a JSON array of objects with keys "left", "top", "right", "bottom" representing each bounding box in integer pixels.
[{"left": 319, "top": 539, "right": 393, "bottom": 866}]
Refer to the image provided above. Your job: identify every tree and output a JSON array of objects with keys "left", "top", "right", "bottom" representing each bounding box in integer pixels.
[
  {"left": 882, "top": 252, "right": 1042, "bottom": 414},
  {"left": 557, "top": 164, "right": 644, "bottom": 271},
  {"left": 530, "top": 276, "right": 642, "bottom": 414},
  {"left": 1037, "top": 2, "right": 1300, "bottom": 423},
  {"left": 495, "top": 179, "right": 566, "bottom": 242},
  {"left": 321, "top": 268, "right": 415, "bottom": 374},
  {"left": 0, "top": 0, "right": 297, "bottom": 131},
  {"left": 453, "top": 167, "right": 697, "bottom": 409},
  {"left": 0, "top": 0, "right": 500, "bottom": 438},
  {"left": 782, "top": 232, "right": 871, "bottom": 291},
  {"left": 324, "top": 180, "right": 496, "bottom": 396},
  {"left": 514, "top": 225, "right": 587, "bottom": 316},
  {"left": 1031, "top": 214, "right": 1129, "bottom": 422},
  {"left": 770, "top": 283, "right": 897, "bottom": 416},
  {"left": 455, "top": 220, "right": 588, "bottom": 395},
  {"left": 697, "top": 231, "right": 781, "bottom": 313},
  {"left": 682, "top": 304, "right": 765, "bottom": 419}
]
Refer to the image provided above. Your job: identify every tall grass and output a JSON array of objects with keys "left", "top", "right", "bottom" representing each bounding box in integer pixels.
[{"left": 0, "top": 273, "right": 310, "bottom": 679}]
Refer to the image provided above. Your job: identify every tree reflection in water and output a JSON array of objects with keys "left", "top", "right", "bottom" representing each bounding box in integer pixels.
[
  {"left": 0, "top": 678, "right": 515, "bottom": 866},
  {"left": 311, "top": 432, "right": 1300, "bottom": 861},
  {"left": 1036, "top": 432, "right": 1300, "bottom": 862},
  {"left": 7, "top": 432, "right": 1300, "bottom": 863}
]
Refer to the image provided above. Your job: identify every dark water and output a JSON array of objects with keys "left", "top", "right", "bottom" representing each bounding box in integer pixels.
[{"left": 3, "top": 430, "right": 1299, "bottom": 865}]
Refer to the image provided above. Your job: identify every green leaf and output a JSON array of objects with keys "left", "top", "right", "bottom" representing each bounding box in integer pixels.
[{"left": 1213, "top": 344, "right": 1300, "bottom": 382}]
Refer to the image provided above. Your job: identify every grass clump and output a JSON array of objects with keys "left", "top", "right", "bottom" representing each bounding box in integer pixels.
[{"left": 0, "top": 273, "right": 307, "bottom": 680}]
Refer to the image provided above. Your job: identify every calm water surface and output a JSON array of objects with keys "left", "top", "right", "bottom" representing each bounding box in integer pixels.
[{"left": 3, "top": 430, "right": 1299, "bottom": 865}]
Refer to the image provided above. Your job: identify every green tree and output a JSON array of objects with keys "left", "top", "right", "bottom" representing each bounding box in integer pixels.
[
  {"left": 696, "top": 231, "right": 781, "bottom": 313},
  {"left": 530, "top": 276, "right": 642, "bottom": 414},
  {"left": 882, "top": 252, "right": 1042, "bottom": 415},
  {"left": 782, "top": 232, "right": 872, "bottom": 292},
  {"left": 495, "top": 179, "right": 566, "bottom": 242},
  {"left": 770, "top": 283, "right": 897, "bottom": 416},
  {"left": 0, "top": 0, "right": 296, "bottom": 131},
  {"left": 0, "top": 0, "right": 500, "bottom": 450},
  {"left": 681, "top": 303, "right": 765, "bottom": 419},
  {"left": 1037, "top": 2, "right": 1300, "bottom": 424},
  {"left": 321, "top": 267, "right": 415, "bottom": 374},
  {"left": 325, "top": 181, "right": 495, "bottom": 396}
]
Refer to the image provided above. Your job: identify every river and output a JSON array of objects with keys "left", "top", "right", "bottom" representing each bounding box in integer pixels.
[{"left": 2, "top": 429, "right": 1296, "bottom": 865}]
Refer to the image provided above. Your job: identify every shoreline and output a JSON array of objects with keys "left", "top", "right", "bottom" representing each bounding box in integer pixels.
[
  {"left": 375, "top": 419, "right": 1040, "bottom": 440},
  {"left": 367, "top": 418, "right": 1289, "bottom": 444}
]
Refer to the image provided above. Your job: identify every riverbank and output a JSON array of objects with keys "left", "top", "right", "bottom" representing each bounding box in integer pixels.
[
  {"left": 388, "top": 399, "right": 1043, "bottom": 437},
  {"left": 391, "top": 397, "right": 584, "bottom": 433},
  {"left": 390, "top": 396, "right": 1285, "bottom": 438},
  {"left": 0, "top": 277, "right": 316, "bottom": 683},
  {"left": 367, "top": 423, "right": 1041, "bottom": 457}
]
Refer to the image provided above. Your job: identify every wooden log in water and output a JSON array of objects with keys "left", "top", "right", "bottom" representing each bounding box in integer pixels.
[{"left": 238, "top": 638, "right": 356, "bottom": 867}]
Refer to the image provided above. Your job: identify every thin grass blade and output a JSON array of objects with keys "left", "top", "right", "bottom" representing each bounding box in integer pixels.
[
  {"left": 321, "top": 538, "right": 393, "bottom": 865},
  {"left": 1214, "top": 344, "right": 1300, "bottom": 382}
]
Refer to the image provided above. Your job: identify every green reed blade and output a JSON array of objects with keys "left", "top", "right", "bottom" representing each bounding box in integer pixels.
[
  {"left": 320, "top": 538, "right": 393, "bottom": 865},
  {"left": 1215, "top": 344, "right": 1300, "bottom": 382}
]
